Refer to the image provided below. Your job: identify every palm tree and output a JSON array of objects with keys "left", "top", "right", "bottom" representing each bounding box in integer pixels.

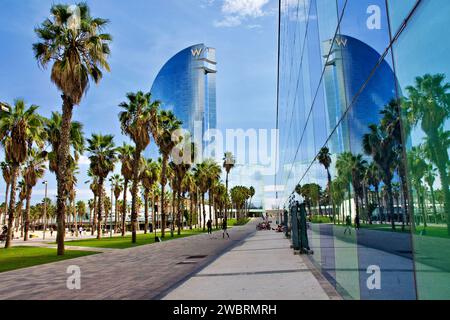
[
  {"left": 363, "top": 124, "right": 398, "bottom": 231},
  {"left": 1, "top": 161, "right": 11, "bottom": 226},
  {"left": 119, "top": 91, "right": 159, "bottom": 243},
  {"left": 88, "top": 198, "right": 94, "bottom": 229},
  {"left": 404, "top": 74, "right": 450, "bottom": 234},
  {"left": 34, "top": 3, "right": 111, "bottom": 255},
  {"left": 193, "top": 162, "right": 209, "bottom": 230},
  {"left": 66, "top": 162, "right": 79, "bottom": 235},
  {"left": 44, "top": 111, "right": 84, "bottom": 244},
  {"left": 317, "top": 147, "right": 335, "bottom": 222},
  {"left": 151, "top": 110, "right": 182, "bottom": 238},
  {"left": 248, "top": 186, "right": 255, "bottom": 214},
  {"left": 204, "top": 159, "right": 221, "bottom": 228},
  {"left": 16, "top": 180, "right": 27, "bottom": 235},
  {"left": 87, "top": 134, "right": 117, "bottom": 239},
  {"left": 87, "top": 169, "right": 99, "bottom": 235},
  {"left": 109, "top": 174, "right": 123, "bottom": 233},
  {"left": 182, "top": 171, "right": 196, "bottom": 229},
  {"left": 336, "top": 153, "right": 354, "bottom": 220},
  {"left": 172, "top": 139, "right": 195, "bottom": 235},
  {"left": 0, "top": 100, "right": 44, "bottom": 248},
  {"left": 22, "top": 148, "right": 47, "bottom": 241},
  {"left": 140, "top": 159, "right": 160, "bottom": 234},
  {"left": 117, "top": 143, "right": 134, "bottom": 236},
  {"left": 76, "top": 200, "right": 86, "bottom": 228},
  {"left": 222, "top": 152, "right": 235, "bottom": 220}
]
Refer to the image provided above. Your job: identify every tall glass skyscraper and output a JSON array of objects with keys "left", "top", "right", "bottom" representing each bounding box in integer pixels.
[
  {"left": 277, "top": 0, "right": 450, "bottom": 300},
  {"left": 151, "top": 44, "right": 217, "bottom": 148}
]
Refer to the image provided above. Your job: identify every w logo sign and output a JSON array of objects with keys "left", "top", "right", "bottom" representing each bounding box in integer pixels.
[
  {"left": 335, "top": 37, "right": 348, "bottom": 47},
  {"left": 191, "top": 48, "right": 203, "bottom": 57}
]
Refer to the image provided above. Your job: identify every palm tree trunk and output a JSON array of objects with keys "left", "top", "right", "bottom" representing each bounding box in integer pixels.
[
  {"left": 208, "top": 191, "right": 213, "bottom": 228},
  {"left": 152, "top": 191, "right": 156, "bottom": 233},
  {"left": 55, "top": 95, "right": 74, "bottom": 256},
  {"left": 131, "top": 148, "right": 141, "bottom": 243},
  {"left": 202, "top": 194, "right": 206, "bottom": 231},
  {"left": 4, "top": 165, "right": 19, "bottom": 248},
  {"left": 160, "top": 155, "right": 168, "bottom": 238},
  {"left": 189, "top": 193, "right": 194, "bottom": 230},
  {"left": 122, "top": 179, "right": 128, "bottom": 236},
  {"left": 225, "top": 172, "right": 229, "bottom": 220},
  {"left": 23, "top": 187, "right": 32, "bottom": 241},
  {"left": 171, "top": 189, "right": 176, "bottom": 237},
  {"left": 177, "top": 190, "right": 182, "bottom": 235},
  {"left": 144, "top": 189, "right": 149, "bottom": 235},
  {"left": 73, "top": 199, "right": 78, "bottom": 237},
  {"left": 3, "top": 183, "right": 9, "bottom": 225},
  {"left": 114, "top": 195, "right": 118, "bottom": 233},
  {"left": 97, "top": 179, "right": 104, "bottom": 240},
  {"left": 91, "top": 195, "right": 97, "bottom": 235}
]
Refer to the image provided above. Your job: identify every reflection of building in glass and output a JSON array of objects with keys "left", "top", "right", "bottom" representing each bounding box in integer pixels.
[
  {"left": 277, "top": 0, "right": 450, "bottom": 301},
  {"left": 151, "top": 44, "right": 217, "bottom": 149},
  {"left": 322, "top": 35, "right": 396, "bottom": 155}
]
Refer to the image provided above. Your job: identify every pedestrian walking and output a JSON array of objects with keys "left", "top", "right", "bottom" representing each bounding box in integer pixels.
[
  {"left": 50, "top": 226, "right": 53, "bottom": 237},
  {"left": 207, "top": 219, "right": 212, "bottom": 235},
  {"left": 222, "top": 219, "right": 230, "bottom": 239},
  {"left": 79, "top": 226, "right": 83, "bottom": 237},
  {"left": 344, "top": 215, "right": 352, "bottom": 235},
  {"left": 355, "top": 215, "right": 360, "bottom": 231}
]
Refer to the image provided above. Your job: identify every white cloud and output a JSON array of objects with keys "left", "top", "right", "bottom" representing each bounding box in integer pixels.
[
  {"left": 247, "top": 24, "right": 262, "bottom": 29},
  {"left": 214, "top": 15, "right": 242, "bottom": 27},
  {"left": 222, "top": 0, "right": 270, "bottom": 18},
  {"left": 214, "top": 0, "right": 272, "bottom": 28}
]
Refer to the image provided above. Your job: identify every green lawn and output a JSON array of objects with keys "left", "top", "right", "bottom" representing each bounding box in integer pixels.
[
  {"left": 335, "top": 223, "right": 450, "bottom": 239},
  {"left": 0, "top": 246, "right": 98, "bottom": 273},
  {"left": 62, "top": 229, "right": 207, "bottom": 249},
  {"left": 227, "top": 218, "right": 251, "bottom": 227}
]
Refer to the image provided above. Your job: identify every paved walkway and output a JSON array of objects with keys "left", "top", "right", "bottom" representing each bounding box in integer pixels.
[
  {"left": 0, "top": 221, "right": 257, "bottom": 300},
  {"left": 163, "top": 229, "right": 337, "bottom": 300}
]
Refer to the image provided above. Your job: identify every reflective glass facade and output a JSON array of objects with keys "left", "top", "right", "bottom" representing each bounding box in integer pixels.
[
  {"left": 151, "top": 44, "right": 217, "bottom": 145},
  {"left": 277, "top": 0, "right": 450, "bottom": 299}
]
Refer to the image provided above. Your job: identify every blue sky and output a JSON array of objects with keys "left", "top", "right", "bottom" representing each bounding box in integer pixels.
[{"left": 0, "top": 0, "right": 279, "bottom": 204}]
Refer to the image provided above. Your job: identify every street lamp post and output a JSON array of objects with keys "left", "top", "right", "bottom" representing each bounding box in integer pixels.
[{"left": 42, "top": 181, "right": 48, "bottom": 240}]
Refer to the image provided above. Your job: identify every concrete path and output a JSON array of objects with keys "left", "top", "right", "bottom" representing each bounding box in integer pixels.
[
  {"left": 0, "top": 221, "right": 257, "bottom": 300},
  {"left": 163, "top": 229, "right": 337, "bottom": 300}
]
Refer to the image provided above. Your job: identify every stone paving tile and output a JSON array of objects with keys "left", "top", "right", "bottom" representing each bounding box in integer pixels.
[
  {"left": 163, "top": 230, "right": 339, "bottom": 300},
  {"left": 0, "top": 221, "right": 258, "bottom": 300}
]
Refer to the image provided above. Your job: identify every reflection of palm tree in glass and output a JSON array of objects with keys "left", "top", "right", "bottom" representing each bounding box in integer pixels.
[
  {"left": 336, "top": 153, "right": 367, "bottom": 225},
  {"left": 336, "top": 153, "right": 354, "bottom": 222},
  {"left": 363, "top": 124, "right": 397, "bottom": 231},
  {"left": 331, "top": 178, "right": 346, "bottom": 223},
  {"left": 366, "top": 163, "right": 383, "bottom": 224},
  {"left": 404, "top": 74, "right": 450, "bottom": 234},
  {"left": 381, "top": 100, "right": 410, "bottom": 226},
  {"left": 424, "top": 164, "right": 438, "bottom": 223},
  {"left": 408, "top": 147, "right": 428, "bottom": 228},
  {"left": 317, "top": 147, "right": 334, "bottom": 222}
]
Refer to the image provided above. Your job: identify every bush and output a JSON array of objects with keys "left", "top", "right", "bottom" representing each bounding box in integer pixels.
[{"left": 309, "top": 215, "right": 332, "bottom": 224}]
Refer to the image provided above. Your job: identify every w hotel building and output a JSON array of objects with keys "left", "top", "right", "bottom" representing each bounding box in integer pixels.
[
  {"left": 151, "top": 44, "right": 217, "bottom": 150},
  {"left": 277, "top": 0, "right": 450, "bottom": 299}
]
